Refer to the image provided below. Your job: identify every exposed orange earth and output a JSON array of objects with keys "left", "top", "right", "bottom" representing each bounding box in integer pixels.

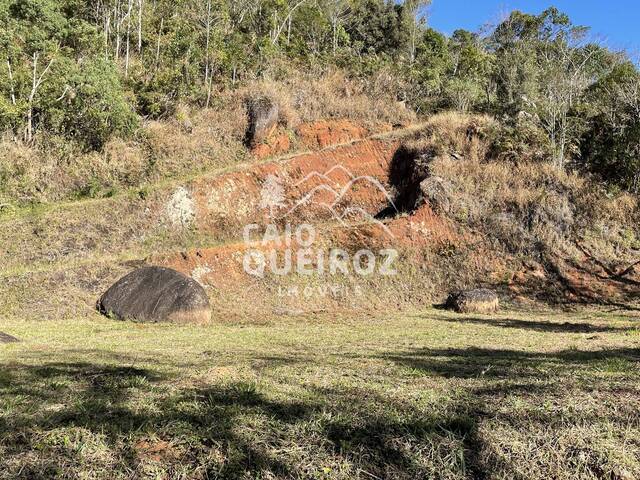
[{"left": 149, "top": 119, "right": 640, "bottom": 315}]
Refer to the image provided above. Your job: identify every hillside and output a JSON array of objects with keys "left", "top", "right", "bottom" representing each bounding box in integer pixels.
[{"left": 1, "top": 112, "right": 639, "bottom": 323}]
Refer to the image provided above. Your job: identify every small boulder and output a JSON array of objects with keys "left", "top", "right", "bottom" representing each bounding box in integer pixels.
[
  {"left": 246, "top": 96, "right": 279, "bottom": 148},
  {"left": 0, "top": 331, "right": 19, "bottom": 344},
  {"left": 417, "top": 176, "right": 452, "bottom": 213},
  {"left": 445, "top": 289, "right": 499, "bottom": 314},
  {"left": 98, "top": 267, "right": 211, "bottom": 324}
]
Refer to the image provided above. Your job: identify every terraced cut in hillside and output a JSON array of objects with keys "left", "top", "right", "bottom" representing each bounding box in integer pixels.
[{"left": 0, "top": 123, "right": 408, "bottom": 320}]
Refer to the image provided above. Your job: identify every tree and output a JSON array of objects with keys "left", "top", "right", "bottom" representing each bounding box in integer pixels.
[
  {"left": 319, "top": 0, "right": 349, "bottom": 54},
  {"left": 0, "top": 0, "right": 137, "bottom": 146},
  {"left": 490, "top": 8, "right": 613, "bottom": 166},
  {"left": 407, "top": 27, "right": 450, "bottom": 111},
  {"left": 443, "top": 29, "right": 493, "bottom": 111},
  {"left": 62, "top": 57, "right": 139, "bottom": 149},
  {"left": 534, "top": 40, "right": 607, "bottom": 167},
  {"left": 346, "top": 0, "right": 408, "bottom": 56},
  {"left": 581, "top": 63, "right": 640, "bottom": 191},
  {"left": 25, "top": 49, "right": 56, "bottom": 142},
  {"left": 269, "top": 0, "right": 309, "bottom": 46},
  {"left": 403, "top": 0, "right": 430, "bottom": 65}
]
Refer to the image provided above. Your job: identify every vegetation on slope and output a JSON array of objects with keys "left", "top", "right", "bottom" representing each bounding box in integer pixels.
[
  {"left": 0, "top": 1, "right": 639, "bottom": 205},
  {"left": 391, "top": 113, "right": 640, "bottom": 306}
]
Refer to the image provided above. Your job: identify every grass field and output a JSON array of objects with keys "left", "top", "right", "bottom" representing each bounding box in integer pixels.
[{"left": 1, "top": 308, "right": 639, "bottom": 479}]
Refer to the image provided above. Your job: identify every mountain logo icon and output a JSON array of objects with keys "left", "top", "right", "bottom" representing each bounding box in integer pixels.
[{"left": 281, "top": 164, "right": 398, "bottom": 238}]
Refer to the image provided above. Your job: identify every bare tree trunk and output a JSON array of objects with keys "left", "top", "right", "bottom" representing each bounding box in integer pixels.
[
  {"left": 125, "top": 0, "right": 133, "bottom": 77},
  {"left": 115, "top": 2, "right": 121, "bottom": 61},
  {"left": 204, "top": 0, "right": 212, "bottom": 87},
  {"left": 6, "top": 59, "right": 16, "bottom": 106},
  {"left": 137, "top": 0, "right": 143, "bottom": 54},
  {"left": 271, "top": 0, "right": 307, "bottom": 45},
  {"left": 26, "top": 53, "right": 38, "bottom": 142},
  {"left": 332, "top": 20, "right": 337, "bottom": 54},
  {"left": 410, "top": 23, "right": 416, "bottom": 65},
  {"left": 154, "top": 17, "right": 163, "bottom": 73},
  {"left": 6, "top": 58, "right": 17, "bottom": 141},
  {"left": 206, "top": 74, "right": 213, "bottom": 108},
  {"left": 406, "top": 1, "right": 431, "bottom": 65},
  {"left": 26, "top": 53, "right": 54, "bottom": 143},
  {"left": 104, "top": 12, "right": 111, "bottom": 59},
  {"left": 271, "top": 11, "right": 277, "bottom": 42}
]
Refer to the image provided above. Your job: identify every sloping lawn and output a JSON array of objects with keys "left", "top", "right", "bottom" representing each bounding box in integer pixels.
[{"left": 1, "top": 309, "right": 639, "bottom": 479}]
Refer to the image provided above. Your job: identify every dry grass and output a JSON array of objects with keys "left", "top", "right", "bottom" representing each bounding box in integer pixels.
[
  {"left": 0, "top": 117, "right": 246, "bottom": 205},
  {"left": 238, "top": 62, "right": 415, "bottom": 130},
  {"left": 433, "top": 157, "right": 639, "bottom": 262},
  {"left": 399, "top": 112, "right": 640, "bottom": 263},
  {"left": 402, "top": 111, "right": 497, "bottom": 163},
  {"left": 0, "top": 66, "right": 413, "bottom": 206}
]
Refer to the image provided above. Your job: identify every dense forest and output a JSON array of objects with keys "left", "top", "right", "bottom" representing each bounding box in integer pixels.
[{"left": 0, "top": 0, "right": 639, "bottom": 194}]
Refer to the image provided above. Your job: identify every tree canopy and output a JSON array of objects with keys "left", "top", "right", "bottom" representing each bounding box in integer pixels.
[{"left": 0, "top": 0, "right": 638, "bottom": 190}]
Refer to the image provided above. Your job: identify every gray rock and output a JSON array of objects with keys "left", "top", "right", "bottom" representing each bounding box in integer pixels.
[
  {"left": 246, "top": 96, "right": 279, "bottom": 147},
  {"left": 98, "top": 267, "right": 211, "bottom": 323},
  {"left": 0, "top": 331, "right": 19, "bottom": 343},
  {"left": 445, "top": 289, "right": 499, "bottom": 314},
  {"left": 417, "top": 176, "right": 452, "bottom": 214}
]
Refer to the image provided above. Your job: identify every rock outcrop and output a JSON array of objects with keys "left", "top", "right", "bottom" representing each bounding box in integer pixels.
[
  {"left": 246, "top": 96, "right": 279, "bottom": 147},
  {"left": 417, "top": 176, "right": 452, "bottom": 214},
  {"left": 98, "top": 267, "right": 211, "bottom": 323}
]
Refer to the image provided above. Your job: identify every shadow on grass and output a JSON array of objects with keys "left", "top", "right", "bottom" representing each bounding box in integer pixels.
[
  {"left": 0, "top": 360, "right": 313, "bottom": 478},
  {"left": 425, "top": 311, "right": 636, "bottom": 334},
  {"left": 313, "top": 385, "right": 485, "bottom": 479},
  {"left": 378, "top": 346, "right": 640, "bottom": 380},
  {"left": 0, "top": 358, "right": 479, "bottom": 479},
  {"left": 3, "top": 344, "right": 640, "bottom": 479}
]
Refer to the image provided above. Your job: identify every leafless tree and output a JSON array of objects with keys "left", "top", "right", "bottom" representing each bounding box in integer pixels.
[
  {"left": 229, "top": 0, "right": 264, "bottom": 29},
  {"left": 320, "top": 0, "right": 350, "bottom": 54},
  {"left": 6, "top": 59, "right": 16, "bottom": 106},
  {"left": 137, "top": 0, "right": 143, "bottom": 54},
  {"left": 25, "top": 52, "right": 55, "bottom": 142},
  {"left": 270, "top": 0, "right": 309, "bottom": 46},
  {"left": 124, "top": 0, "right": 134, "bottom": 76},
  {"left": 154, "top": 17, "right": 164, "bottom": 73},
  {"left": 534, "top": 36, "right": 599, "bottom": 167},
  {"left": 404, "top": 0, "right": 431, "bottom": 65}
]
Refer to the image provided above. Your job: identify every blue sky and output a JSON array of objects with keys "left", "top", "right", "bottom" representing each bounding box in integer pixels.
[{"left": 428, "top": 1, "right": 639, "bottom": 55}]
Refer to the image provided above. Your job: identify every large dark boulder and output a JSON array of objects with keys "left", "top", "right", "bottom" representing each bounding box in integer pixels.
[
  {"left": 0, "top": 331, "right": 19, "bottom": 343},
  {"left": 445, "top": 289, "right": 499, "bottom": 314},
  {"left": 245, "top": 96, "right": 279, "bottom": 147},
  {"left": 98, "top": 267, "right": 211, "bottom": 323}
]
